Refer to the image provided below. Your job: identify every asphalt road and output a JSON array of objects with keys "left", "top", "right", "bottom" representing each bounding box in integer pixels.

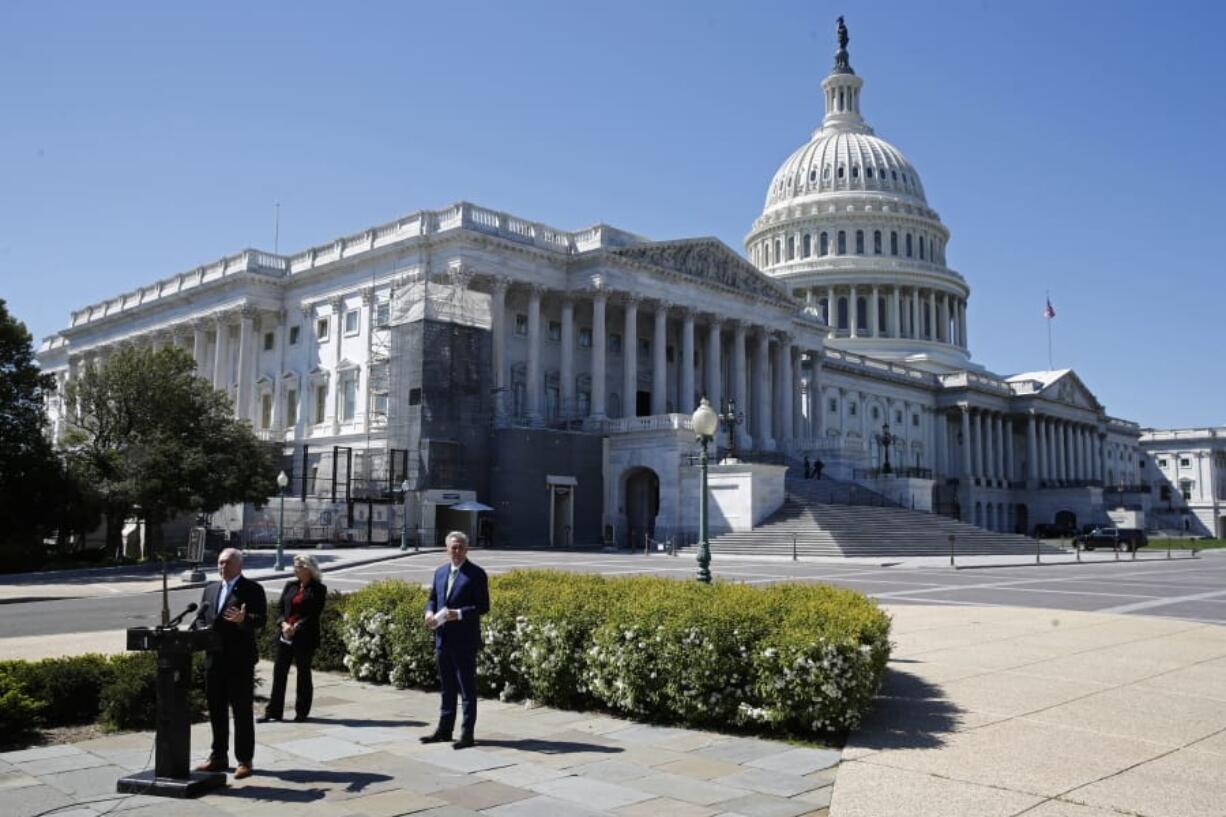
[{"left": 2, "top": 550, "right": 1225, "bottom": 640}]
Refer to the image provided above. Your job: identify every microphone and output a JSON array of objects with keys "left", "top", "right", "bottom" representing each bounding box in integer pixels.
[{"left": 167, "top": 602, "right": 198, "bottom": 628}]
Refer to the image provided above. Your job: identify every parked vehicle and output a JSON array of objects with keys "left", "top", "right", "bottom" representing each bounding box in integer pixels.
[{"left": 1077, "top": 527, "right": 1148, "bottom": 552}]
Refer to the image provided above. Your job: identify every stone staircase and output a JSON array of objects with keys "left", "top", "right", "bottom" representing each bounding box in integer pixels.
[{"left": 705, "top": 474, "right": 1067, "bottom": 558}]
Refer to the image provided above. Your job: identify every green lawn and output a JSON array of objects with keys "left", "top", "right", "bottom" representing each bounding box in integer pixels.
[{"left": 1148, "top": 538, "right": 1226, "bottom": 550}]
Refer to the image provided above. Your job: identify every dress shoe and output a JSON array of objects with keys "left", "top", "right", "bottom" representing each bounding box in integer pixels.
[
  {"left": 195, "top": 757, "right": 228, "bottom": 773},
  {"left": 452, "top": 734, "right": 475, "bottom": 750},
  {"left": 293, "top": 714, "right": 309, "bottom": 723},
  {"left": 257, "top": 714, "right": 280, "bottom": 723},
  {"left": 234, "top": 764, "right": 253, "bottom": 780},
  {"left": 419, "top": 730, "right": 453, "bottom": 744}
]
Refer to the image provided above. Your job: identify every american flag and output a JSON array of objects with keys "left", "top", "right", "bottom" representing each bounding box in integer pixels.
[{"left": 1043, "top": 297, "right": 1056, "bottom": 319}]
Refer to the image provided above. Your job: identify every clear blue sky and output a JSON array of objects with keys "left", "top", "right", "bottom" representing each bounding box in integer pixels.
[{"left": 2, "top": 1, "right": 1222, "bottom": 429}]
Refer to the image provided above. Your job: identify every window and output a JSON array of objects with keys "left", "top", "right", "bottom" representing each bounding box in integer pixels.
[
  {"left": 375, "top": 302, "right": 390, "bottom": 327},
  {"left": 263, "top": 331, "right": 274, "bottom": 351},
  {"left": 912, "top": 413, "right": 920, "bottom": 427},
  {"left": 637, "top": 338, "right": 650, "bottom": 357},
  {"left": 856, "top": 297, "right": 867, "bottom": 330},
  {"left": 906, "top": 234, "right": 913, "bottom": 257},
  {"left": 1180, "top": 457, "right": 1191, "bottom": 467},
  {"left": 823, "top": 165, "right": 830, "bottom": 180},
  {"left": 577, "top": 390, "right": 590, "bottom": 417},
  {"left": 871, "top": 406, "right": 880, "bottom": 421},
  {"left": 890, "top": 231, "right": 898, "bottom": 256},
  {"left": 409, "top": 388, "right": 421, "bottom": 406},
  {"left": 828, "top": 398, "right": 838, "bottom": 413},
  {"left": 849, "top": 401, "right": 858, "bottom": 417},
  {"left": 855, "top": 230, "right": 864, "bottom": 254},
  {"left": 1160, "top": 484, "right": 1171, "bottom": 501},
  {"left": 608, "top": 333, "right": 622, "bottom": 355},
  {"left": 260, "top": 394, "right": 273, "bottom": 429},
  {"left": 837, "top": 230, "right": 846, "bottom": 255},
  {"left": 774, "top": 239, "right": 781, "bottom": 262},
  {"left": 866, "top": 167, "right": 874, "bottom": 178},
  {"left": 341, "top": 375, "right": 357, "bottom": 421},
  {"left": 837, "top": 165, "right": 845, "bottom": 179},
  {"left": 344, "top": 309, "right": 359, "bottom": 336},
  {"left": 895, "top": 410, "right": 903, "bottom": 424},
  {"left": 873, "top": 230, "right": 882, "bottom": 254},
  {"left": 819, "top": 232, "right": 829, "bottom": 256},
  {"left": 547, "top": 321, "right": 562, "bottom": 342},
  {"left": 852, "top": 165, "right": 859, "bottom": 178},
  {"left": 316, "top": 318, "right": 329, "bottom": 341},
  {"left": 1158, "top": 458, "right": 1168, "bottom": 468},
  {"left": 285, "top": 390, "right": 298, "bottom": 427},
  {"left": 288, "top": 325, "right": 300, "bottom": 346},
  {"left": 919, "top": 236, "right": 926, "bottom": 260},
  {"left": 666, "top": 345, "right": 675, "bottom": 363},
  {"left": 1181, "top": 480, "right": 1193, "bottom": 501},
  {"left": 802, "top": 233, "right": 811, "bottom": 257},
  {"left": 314, "top": 385, "right": 327, "bottom": 424},
  {"left": 891, "top": 170, "right": 898, "bottom": 181},
  {"left": 578, "top": 327, "right": 592, "bottom": 348},
  {"left": 515, "top": 314, "right": 528, "bottom": 336},
  {"left": 372, "top": 391, "right": 387, "bottom": 417},
  {"left": 787, "top": 236, "right": 795, "bottom": 260}
]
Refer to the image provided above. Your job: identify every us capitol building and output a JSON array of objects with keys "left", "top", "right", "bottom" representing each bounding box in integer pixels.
[{"left": 37, "top": 23, "right": 1224, "bottom": 548}]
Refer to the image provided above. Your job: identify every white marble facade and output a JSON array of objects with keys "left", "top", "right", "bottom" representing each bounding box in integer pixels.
[{"left": 37, "top": 30, "right": 1161, "bottom": 542}]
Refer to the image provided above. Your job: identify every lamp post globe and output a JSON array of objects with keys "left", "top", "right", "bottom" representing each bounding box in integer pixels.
[
  {"left": 691, "top": 397, "right": 718, "bottom": 584},
  {"left": 275, "top": 470, "right": 289, "bottom": 571},
  {"left": 400, "top": 479, "right": 411, "bottom": 552}
]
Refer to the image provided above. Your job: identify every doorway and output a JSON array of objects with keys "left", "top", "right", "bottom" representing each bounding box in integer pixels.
[
  {"left": 550, "top": 486, "right": 573, "bottom": 547},
  {"left": 624, "top": 467, "right": 660, "bottom": 550}
]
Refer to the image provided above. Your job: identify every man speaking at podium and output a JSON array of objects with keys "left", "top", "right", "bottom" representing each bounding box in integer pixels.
[{"left": 194, "top": 548, "right": 267, "bottom": 779}]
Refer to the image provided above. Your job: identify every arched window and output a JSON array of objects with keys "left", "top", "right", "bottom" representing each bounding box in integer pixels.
[
  {"left": 873, "top": 230, "right": 882, "bottom": 254},
  {"left": 852, "top": 166, "right": 860, "bottom": 179},
  {"left": 891, "top": 170, "right": 898, "bottom": 181},
  {"left": 838, "top": 90, "right": 844, "bottom": 111},
  {"left": 837, "top": 165, "right": 845, "bottom": 179},
  {"left": 802, "top": 233, "right": 812, "bottom": 257},
  {"left": 855, "top": 230, "right": 865, "bottom": 254},
  {"left": 837, "top": 230, "right": 847, "bottom": 254},
  {"left": 837, "top": 297, "right": 849, "bottom": 330},
  {"left": 823, "top": 165, "right": 830, "bottom": 180},
  {"left": 905, "top": 233, "right": 913, "bottom": 257},
  {"left": 819, "top": 232, "right": 829, "bottom": 256},
  {"left": 866, "top": 167, "right": 874, "bottom": 179},
  {"left": 856, "top": 297, "right": 868, "bottom": 330},
  {"left": 809, "top": 168, "right": 816, "bottom": 183},
  {"left": 786, "top": 236, "right": 795, "bottom": 261},
  {"left": 890, "top": 231, "right": 899, "bottom": 256},
  {"left": 774, "top": 239, "right": 782, "bottom": 263},
  {"left": 919, "top": 236, "right": 926, "bottom": 260}
]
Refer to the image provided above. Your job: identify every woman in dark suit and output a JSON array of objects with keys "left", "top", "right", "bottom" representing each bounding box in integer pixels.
[{"left": 260, "top": 554, "right": 326, "bottom": 723}]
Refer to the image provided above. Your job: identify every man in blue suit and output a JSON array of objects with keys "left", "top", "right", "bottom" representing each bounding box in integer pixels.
[{"left": 421, "top": 530, "right": 490, "bottom": 749}]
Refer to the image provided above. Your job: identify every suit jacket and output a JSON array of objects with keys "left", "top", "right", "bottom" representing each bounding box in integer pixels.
[
  {"left": 274, "top": 579, "right": 327, "bottom": 650},
  {"left": 196, "top": 574, "right": 268, "bottom": 667},
  {"left": 425, "top": 560, "right": 490, "bottom": 653}
]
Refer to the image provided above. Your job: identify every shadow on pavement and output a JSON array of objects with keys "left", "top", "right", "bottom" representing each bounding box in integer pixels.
[
  {"left": 851, "top": 667, "right": 964, "bottom": 751},
  {"left": 256, "top": 769, "right": 394, "bottom": 793},
  {"left": 304, "top": 716, "right": 427, "bottom": 728},
  {"left": 215, "top": 783, "right": 328, "bottom": 802},
  {"left": 476, "top": 738, "right": 624, "bottom": 755}
]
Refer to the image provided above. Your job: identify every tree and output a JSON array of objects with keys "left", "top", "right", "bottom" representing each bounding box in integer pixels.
[
  {"left": 0, "top": 300, "right": 75, "bottom": 567},
  {"left": 64, "top": 345, "right": 276, "bottom": 557}
]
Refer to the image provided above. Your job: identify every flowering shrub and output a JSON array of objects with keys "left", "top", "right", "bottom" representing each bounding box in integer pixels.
[{"left": 336, "top": 571, "right": 890, "bottom": 739}]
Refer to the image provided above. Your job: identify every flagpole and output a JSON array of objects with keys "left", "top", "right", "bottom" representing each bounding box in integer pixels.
[{"left": 1046, "top": 290, "right": 1053, "bottom": 369}]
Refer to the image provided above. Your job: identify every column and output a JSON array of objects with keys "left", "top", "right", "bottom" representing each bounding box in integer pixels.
[
  {"left": 680, "top": 309, "right": 695, "bottom": 413},
  {"left": 980, "top": 409, "right": 990, "bottom": 480},
  {"left": 934, "top": 410, "right": 946, "bottom": 476},
  {"left": 270, "top": 311, "right": 285, "bottom": 430},
  {"left": 848, "top": 285, "right": 858, "bottom": 338},
  {"left": 805, "top": 352, "right": 819, "bottom": 441},
  {"left": 910, "top": 289, "right": 919, "bottom": 339},
  {"left": 734, "top": 323, "right": 751, "bottom": 449},
  {"left": 622, "top": 296, "right": 638, "bottom": 419},
  {"left": 212, "top": 315, "right": 230, "bottom": 391},
  {"left": 524, "top": 286, "right": 542, "bottom": 424},
  {"left": 1004, "top": 417, "right": 1015, "bottom": 484},
  {"left": 942, "top": 294, "right": 951, "bottom": 343},
  {"left": 826, "top": 286, "right": 835, "bottom": 326},
  {"left": 791, "top": 346, "right": 803, "bottom": 442},
  {"left": 972, "top": 410, "right": 983, "bottom": 481},
  {"left": 928, "top": 290, "right": 937, "bottom": 340},
  {"left": 779, "top": 336, "right": 794, "bottom": 448},
  {"left": 191, "top": 323, "right": 207, "bottom": 372},
  {"left": 560, "top": 295, "right": 575, "bottom": 418},
  {"left": 297, "top": 307, "right": 311, "bottom": 431},
  {"left": 705, "top": 316, "right": 722, "bottom": 412},
  {"left": 960, "top": 407, "right": 972, "bottom": 479},
  {"left": 960, "top": 301, "right": 968, "bottom": 349},
  {"left": 235, "top": 309, "right": 254, "bottom": 422},
  {"left": 1026, "top": 413, "right": 1039, "bottom": 486},
  {"left": 868, "top": 286, "right": 879, "bottom": 337},
  {"left": 891, "top": 286, "right": 901, "bottom": 338},
  {"left": 651, "top": 302, "right": 668, "bottom": 415},
  {"left": 490, "top": 279, "right": 509, "bottom": 423},
  {"left": 993, "top": 414, "right": 1005, "bottom": 482},
  {"left": 1048, "top": 418, "right": 1059, "bottom": 484},
  {"left": 1096, "top": 432, "right": 1106, "bottom": 483},
  {"left": 590, "top": 290, "right": 607, "bottom": 419},
  {"left": 329, "top": 298, "right": 344, "bottom": 433},
  {"left": 1055, "top": 421, "right": 1066, "bottom": 483},
  {"left": 754, "top": 330, "right": 773, "bottom": 450}
]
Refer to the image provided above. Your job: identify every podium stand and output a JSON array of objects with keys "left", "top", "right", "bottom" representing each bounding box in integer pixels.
[{"left": 116, "top": 627, "right": 226, "bottom": 798}]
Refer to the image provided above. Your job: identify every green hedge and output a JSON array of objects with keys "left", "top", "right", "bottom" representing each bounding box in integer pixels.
[{"left": 338, "top": 571, "right": 891, "bottom": 738}]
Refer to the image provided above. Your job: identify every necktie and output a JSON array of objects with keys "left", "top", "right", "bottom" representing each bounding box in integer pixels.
[
  {"left": 218, "top": 579, "right": 234, "bottom": 613},
  {"left": 445, "top": 567, "right": 458, "bottom": 599}
]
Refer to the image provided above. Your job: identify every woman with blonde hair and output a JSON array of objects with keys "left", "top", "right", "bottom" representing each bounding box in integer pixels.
[{"left": 260, "top": 554, "right": 327, "bottom": 723}]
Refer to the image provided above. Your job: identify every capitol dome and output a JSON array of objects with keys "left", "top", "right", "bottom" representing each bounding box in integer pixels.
[{"left": 747, "top": 17, "right": 972, "bottom": 373}]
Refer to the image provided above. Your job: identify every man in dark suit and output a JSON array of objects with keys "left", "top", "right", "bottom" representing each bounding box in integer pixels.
[
  {"left": 421, "top": 531, "right": 489, "bottom": 749},
  {"left": 194, "top": 547, "right": 267, "bottom": 779}
]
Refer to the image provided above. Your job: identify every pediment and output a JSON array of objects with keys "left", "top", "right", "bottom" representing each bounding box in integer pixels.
[
  {"left": 1043, "top": 371, "right": 1102, "bottom": 411},
  {"left": 610, "top": 239, "right": 791, "bottom": 302}
]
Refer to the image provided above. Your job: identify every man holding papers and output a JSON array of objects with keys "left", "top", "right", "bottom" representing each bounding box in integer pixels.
[{"left": 421, "top": 530, "right": 490, "bottom": 749}]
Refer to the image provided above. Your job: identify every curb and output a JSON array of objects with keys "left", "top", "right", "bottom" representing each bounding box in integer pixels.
[
  {"left": 173, "top": 548, "right": 437, "bottom": 592},
  {"left": 952, "top": 553, "right": 1200, "bottom": 570}
]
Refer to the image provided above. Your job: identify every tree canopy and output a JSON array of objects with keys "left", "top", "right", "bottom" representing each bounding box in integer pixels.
[{"left": 64, "top": 345, "right": 276, "bottom": 554}]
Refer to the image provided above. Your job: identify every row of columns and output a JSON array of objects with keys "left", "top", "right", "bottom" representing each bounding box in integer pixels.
[
  {"left": 1026, "top": 413, "right": 1105, "bottom": 487},
  {"left": 489, "top": 280, "right": 822, "bottom": 450},
  {"left": 958, "top": 408, "right": 1015, "bottom": 486},
  {"left": 805, "top": 284, "right": 967, "bottom": 348}
]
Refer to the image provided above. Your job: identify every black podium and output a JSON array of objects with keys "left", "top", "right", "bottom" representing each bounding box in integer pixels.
[{"left": 116, "top": 626, "right": 226, "bottom": 798}]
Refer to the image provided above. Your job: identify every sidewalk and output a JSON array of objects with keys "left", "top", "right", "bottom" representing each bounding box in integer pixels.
[
  {"left": 0, "top": 548, "right": 428, "bottom": 604},
  {"left": 1, "top": 664, "right": 840, "bottom": 817},
  {"left": 831, "top": 604, "right": 1226, "bottom": 817}
]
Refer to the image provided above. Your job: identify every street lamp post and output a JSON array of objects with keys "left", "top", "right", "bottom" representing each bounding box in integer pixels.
[
  {"left": 691, "top": 397, "right": 719, "bottom": 584},
  {"left": 400, "top": 479, "right": 410, "bottom": 552},
  {"left": 874, "top": 421, "right": 896, "bottom": 475},
  {"left": 275, "top": 470, "right": 289, "bottom": 571}
]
